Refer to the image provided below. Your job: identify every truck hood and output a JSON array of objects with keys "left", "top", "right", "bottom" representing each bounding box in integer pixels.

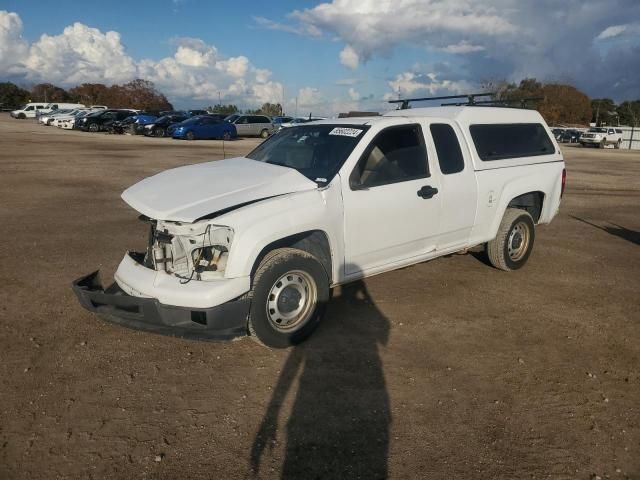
[{"left": 121, "top": 157, "right": 318, "bottom": 222}]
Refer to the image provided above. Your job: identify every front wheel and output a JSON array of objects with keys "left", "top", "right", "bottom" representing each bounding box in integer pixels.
[
  {"left": 487, "top": 208, "right": 535, "bottom": 271},
  {"left": 615, "top": 139, "right": 621, "bottom": 149},
  {"left": 185, "top": 130, "right": 195, "bottom": 141},
  {"left": 88, "top": 123, "right": 99, "bottom": 132},
  {"left": 248, "top": 248, "right": 329, "bottom": 348},
  {"left": 154, "top": 127, "right": 165, "bottom": 137},
  {"left": 260, "top": 129, "right": 269, "bottom": 139},
  {"left": 222, "top": 130, "right": 231, "bottom": 141}
]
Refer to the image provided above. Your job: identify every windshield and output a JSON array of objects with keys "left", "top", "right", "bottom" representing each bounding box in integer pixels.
[
  {"left": 589, "top": 128, "right": 607, "bottom": 133},
  {"left": 247, "top": 124, "right": 369, "bottom": 184}
]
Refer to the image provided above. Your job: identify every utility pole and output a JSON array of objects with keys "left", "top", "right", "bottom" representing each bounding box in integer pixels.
[{"left": 295, "top": 96, "right": 298, "bottom": 118}]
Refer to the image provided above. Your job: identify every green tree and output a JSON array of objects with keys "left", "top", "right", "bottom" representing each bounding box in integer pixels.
[
  {"left": 590, "top": 98, "right": 617, "bottom": 126},
  {"left": 616, "top": 100, "right": 640, "bottom": 127},
  {"left": 0, "top": 82, "right": 30, "bottom": 109},
  {"left": 209, "top": 104, "right": 239, "bottom": 115}
]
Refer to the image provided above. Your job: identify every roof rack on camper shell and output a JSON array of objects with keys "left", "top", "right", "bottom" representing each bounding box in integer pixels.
[{"left": 388, "top": 93, "right": 542, "bottom": 110}]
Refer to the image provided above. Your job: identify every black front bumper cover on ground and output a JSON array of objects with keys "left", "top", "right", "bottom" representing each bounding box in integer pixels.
[{"left": 72, "top": 270, "right": 249, "bottom": 341}]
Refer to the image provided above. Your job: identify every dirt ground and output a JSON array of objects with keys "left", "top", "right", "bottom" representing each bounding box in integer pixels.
[{"left": 0, "top": 114, "right": 638, "bottom": 480}]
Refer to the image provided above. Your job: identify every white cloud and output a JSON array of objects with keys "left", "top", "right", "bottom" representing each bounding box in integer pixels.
[
  {"left": 267, "top": 0, "right": 640, "bottom": 99},
  {"left": 439, "top": 41, "right": 485, "bottom": 54},
  {"left": 335, "top": 78, "right": 359, "bottom": 86},
  {"left": 347, "top": 87, "right": 360, "bottom": 101},
  {"left": 387, "top": 71, "right": 473, "bottom": 98},
  {"left": 339, "top": 45, "right": 359, "bottom": 69},
  {"left": 597, "top": 25, "right": 627, "bottom": 40},
  {"left": 0, "top": 12, "right": 284, "bottom": 108},
  {"left": 0, "top": 11, "right": 31, "bottom": 74}
]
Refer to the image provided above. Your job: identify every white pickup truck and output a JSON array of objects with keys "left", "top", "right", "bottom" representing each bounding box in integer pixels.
[
  {"left": 580, "top": 127, "right": 624, "bottom": 149},
  {"left": 73, "top": 106, "right": 566, "bottom": 347}
]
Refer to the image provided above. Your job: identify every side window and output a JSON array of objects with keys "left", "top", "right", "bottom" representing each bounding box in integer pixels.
[
  {"left": 51, "top": 104, "right": 58, "bottom": 110},
  {"left": 608, "top": 129, "right": 614, "bottom": 134},
  {"left": 469, "top": 123, "right": 555, "bottom": 161},
  {"left": 430, "top": 124, "right": 464, "bottom": 174},
  {"left": 259, "top": 116, "right": 270, "bottom": 124},
  {"left": 350, "top": 125, "right": 428, "bottom": 189},
  {"left": 238, "top": 116, "right": 249, "bottom": 124},
  {"left": 25, "top": 106, "right": 34, "bottom": 111}
]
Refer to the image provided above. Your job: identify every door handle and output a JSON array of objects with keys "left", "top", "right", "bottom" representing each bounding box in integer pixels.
[{"left": 417, "top": 185, "right": 438, "bottom": 199}]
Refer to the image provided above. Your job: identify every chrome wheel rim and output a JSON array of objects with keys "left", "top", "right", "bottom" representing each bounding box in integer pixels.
[
  {"left": 266, "top": 270, "right": 317, "bottom": 332},
  {"left": 508, "top": 221, "right": 530, "bottom": 261}
]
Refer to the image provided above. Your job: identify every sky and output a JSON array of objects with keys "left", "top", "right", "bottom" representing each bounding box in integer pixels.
[{"left": 1, "top": 0, "right": 639, "bottom": 115}]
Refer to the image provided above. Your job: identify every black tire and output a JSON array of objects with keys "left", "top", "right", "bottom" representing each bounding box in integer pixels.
[
  {"left": 487, "top": 208, "right": 535, "bottom": 271},
  {"left": 599, "top": 139, "right": 606, "bottom": 149},
  {"left": 222, "top": 130, "right": 231, "bottom": 141},
  {"left": 260, "top": 129, "right": 269, "bottom": 139},
  {"left": 247, "top": 248, "right": 329, "bottom": 348},
  {"left": 615, "top": 139, "right": 621, "bottom": 149},
  {"left": 17, "top": 113, "right": 26, "bottom": 119},
  {"left": 88, "top": 122, "right": 99, "bottom": 132},
  {"left": 186, "top": 130, "right": 195, "bottom": 141},
  {"left": 154, "top": 127, "right": 165, "bottom": 137}
]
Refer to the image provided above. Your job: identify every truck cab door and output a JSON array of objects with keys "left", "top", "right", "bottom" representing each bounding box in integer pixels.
[
  {"left": 426, "top": 121, "right": 478, "bottom": 251},
  {"left": 341, "top": 123, "right": 441, "bottom": 277}
]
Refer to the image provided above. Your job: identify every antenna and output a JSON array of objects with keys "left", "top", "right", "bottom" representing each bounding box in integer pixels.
[{"left": 388, "top": 92, "right": 496, "bottom": 110}]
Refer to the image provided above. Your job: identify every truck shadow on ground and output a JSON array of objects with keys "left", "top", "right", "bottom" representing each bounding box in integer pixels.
[
  {"left": 250, "top": 279, "right": 391, "bottom": 479},
  {"left": 571, "top": 215, "right": 640, "bottom": 246}
]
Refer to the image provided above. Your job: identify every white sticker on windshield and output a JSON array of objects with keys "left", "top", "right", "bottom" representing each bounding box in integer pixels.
[{"left": 329, "top": 127, "right": 363, "bottom": 137}]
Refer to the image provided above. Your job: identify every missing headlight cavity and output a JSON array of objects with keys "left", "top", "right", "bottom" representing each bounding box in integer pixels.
[{"left": 191, "top": 311, "right": 207, "bottom": 325}]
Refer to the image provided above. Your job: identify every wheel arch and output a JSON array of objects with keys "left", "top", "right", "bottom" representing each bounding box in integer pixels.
[
  {"left": 249, "top": 230, "right": 333, "bottom": 285},
  {"left": 507, "top": 191, "right": 545, "bottom": 224}
]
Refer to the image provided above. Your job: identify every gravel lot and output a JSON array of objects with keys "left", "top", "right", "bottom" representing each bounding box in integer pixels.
[{"left": 1, "top": 114, "right": 638, "bottom": 480}]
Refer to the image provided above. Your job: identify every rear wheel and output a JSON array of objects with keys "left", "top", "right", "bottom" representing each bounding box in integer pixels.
[
  {"left": 487, "top": 208, "right": 535, "bottom": 271},
  {"left": 185, "top": 130, "right": 195, "bottom": 141},
  {"left": 599, "top": 139, "right": 606, "bottom": 149},
  {"left": 247, "top": 248, "right": 329, "bottom": 348},
  {"left": 615, "top": 139, "right": 621, "bottom": 149},
  {"left": 222, "top": 130, "right": 231, "bottom": 141},
  {"left": 260, "top": 129, "right": 269, "bottom": 139}
]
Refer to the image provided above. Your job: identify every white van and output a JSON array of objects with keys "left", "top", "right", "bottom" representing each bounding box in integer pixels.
[
  {"left": 11, "top": 103, "right": 48, "bottom": 119},
  {"left": 40, "top": 103, "right": 86, "bottom": 115}
]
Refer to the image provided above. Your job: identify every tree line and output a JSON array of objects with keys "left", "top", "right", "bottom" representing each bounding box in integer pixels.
[
  {"left": 489, "top": 78, "right": 640, "bottom": 127},
  {"left": 0, "top": 79, "right": 173, "bottom": 112},
  {"left": 2, "top": 77, "right": 639, "bottom": 126}
]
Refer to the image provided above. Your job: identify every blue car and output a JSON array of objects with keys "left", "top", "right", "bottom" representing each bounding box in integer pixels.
[{"left": 171, "top": 115, "right": 237, "bottom": 140}]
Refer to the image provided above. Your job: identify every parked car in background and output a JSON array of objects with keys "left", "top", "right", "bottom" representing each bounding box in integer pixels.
[
  {"left": 49, "top": 109, "right": 90, "bottom": 127},
  {"left": 579, "top": 127, "right": 623, "bottom": 149},
  {"left": 171, "top": 115, "right": 237, "bottom": 140},
  {"left": 10, "top": 103, "right": 48, "bottom": 119},
  {"left": 40, "top": 102, "right": 85, "bottom": 115},
  {"left": 59, "top": 111, "right": 93, "bottom": 130},
  {"left": 272, "top": 116, "right": 294, "bottom": 125},
  {"left": 38, "top": 109, "right": 74, "bottom": 125},
  {"left": 186, "top": 109, "right": 209, "bottom": 117},
  {"left": 110, "top": 113, "right": 158, "bottom": 135},
  {"left": 89, "top": 105, "right": 108, "bottom": 110},
  {"left": 224, "top": 114, "right": 274, "bottom": 138},
  {"left": 559, "top": 129, "right": 582, "bottom": 143},
  {"left": 144, "top": 114, "right": 189, "bottom": 137},
  {"left": 278, "top": 116, "right": 327, "bottom": 131},
  {"left": 76, "top": 109, "right": 138, "bottom": 132}
]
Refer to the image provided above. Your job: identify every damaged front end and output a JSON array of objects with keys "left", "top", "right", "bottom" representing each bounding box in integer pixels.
[
  {"left": 140, "top": 216, "right": 234, "bottom": 283},
  {"left": 72, "top": 216, "right": 251, "bottom": 341}
]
